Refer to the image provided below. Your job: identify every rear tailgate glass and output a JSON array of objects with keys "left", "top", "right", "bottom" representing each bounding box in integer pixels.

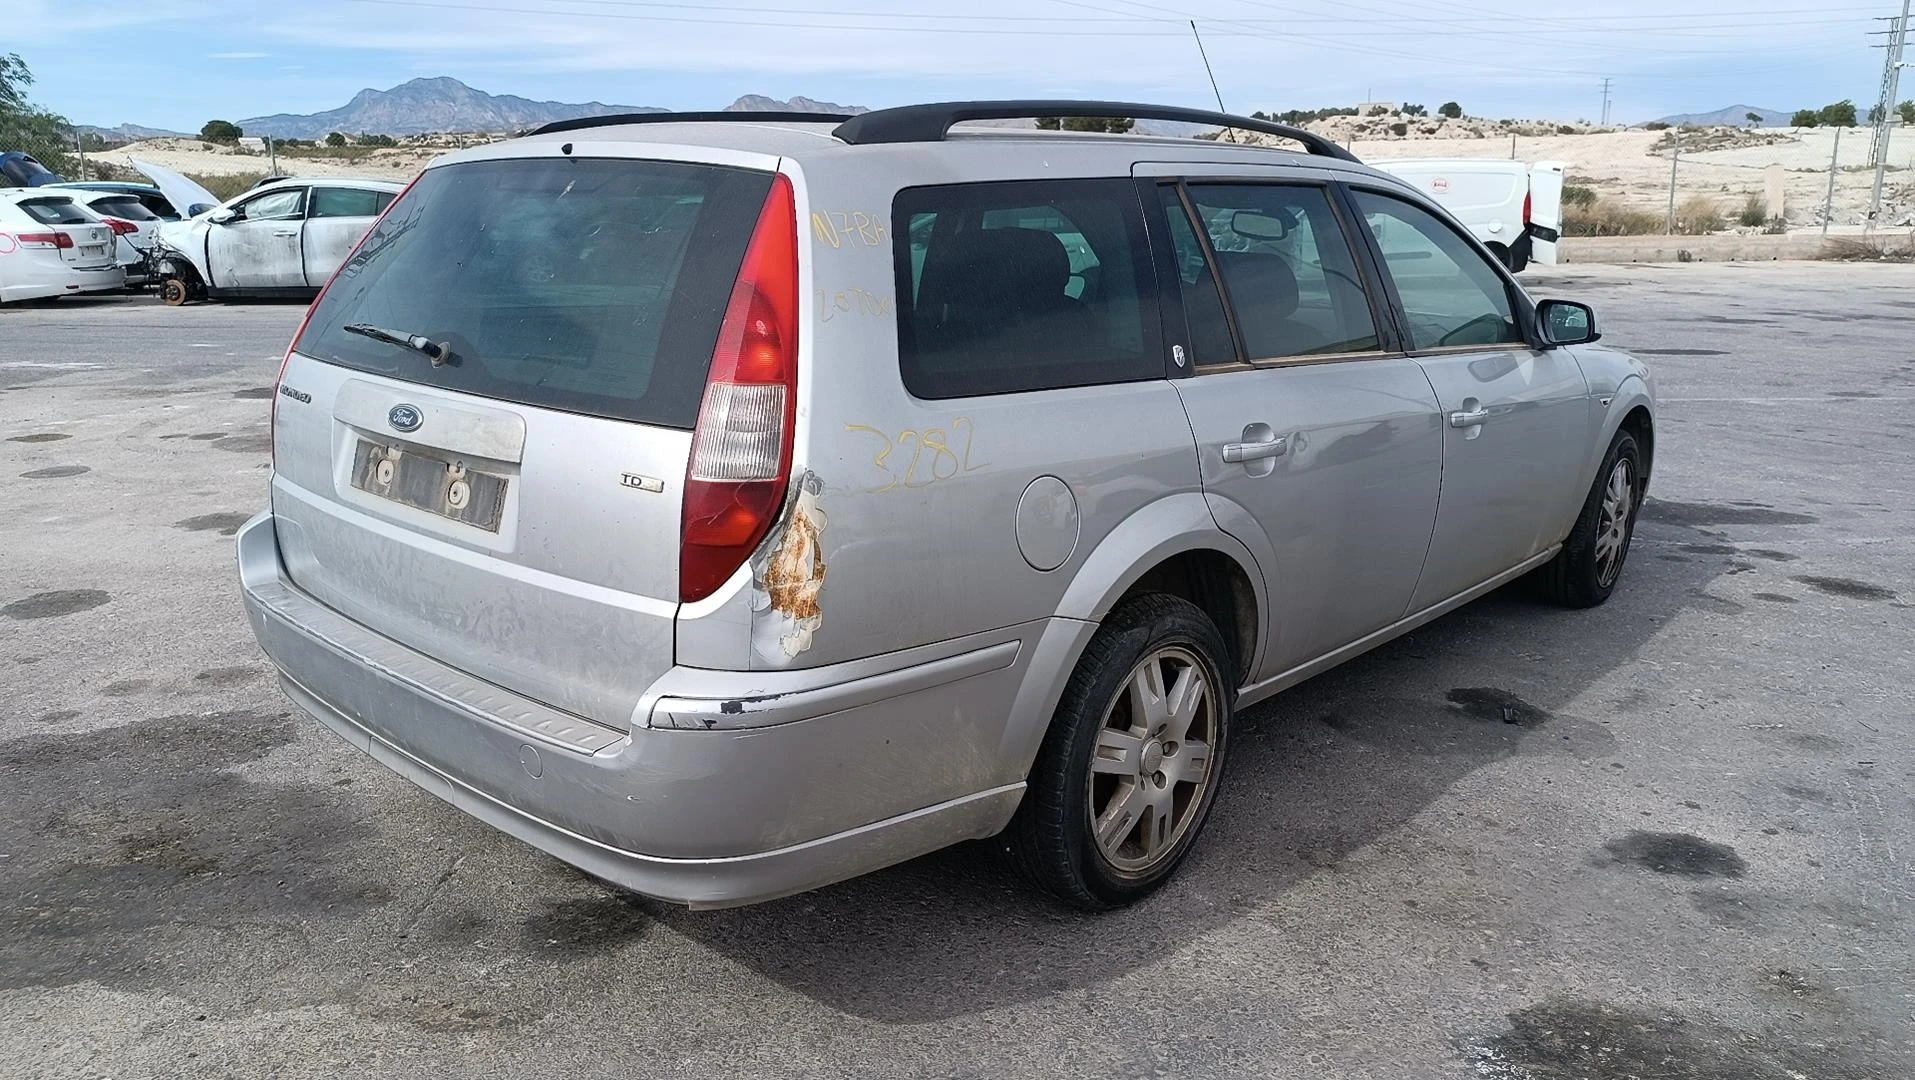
[{"left": 296, "top": 158, "right": 775, "bottom": 429}]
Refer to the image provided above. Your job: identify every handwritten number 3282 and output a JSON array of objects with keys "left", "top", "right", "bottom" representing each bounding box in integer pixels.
[{"left": 846, "top": 419, "right": 985, "bottom": 492}]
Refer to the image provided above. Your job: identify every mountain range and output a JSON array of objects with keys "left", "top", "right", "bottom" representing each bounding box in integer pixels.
[
  {"left": 1650, "top": 104, "right": 1791, "bottom": 128},
  {"left": 231, "top": 77, "right": 866, "bottom": 139}
]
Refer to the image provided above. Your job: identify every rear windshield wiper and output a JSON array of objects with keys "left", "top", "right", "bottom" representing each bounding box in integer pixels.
[{"left": 343, "top": 323, "right": 454, "bottom": 366}]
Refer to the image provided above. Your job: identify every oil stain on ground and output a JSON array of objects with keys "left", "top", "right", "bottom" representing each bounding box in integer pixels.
[
  {"left": 194, "top": 666, "right": 260, "bottom": 688},
  {"left": 213, "top": 433, "right": 272, "bottom": 454},
  {"left": 1793, "top": 575, "right": 1897, "bottom": 602},
  {"left": 2, "top": 590, "right": 110, "bottom": 620},
  {"left": 1640, "top": 499, "right": 1818, "bottom": 527},
  {"left": 0, "top": 710, "right": 391, "bottom": 991},
  {"left": 232, "top": 387, "right": 276, "bottom": 399},
  {"left": 6, "top": 432, "right": 71, "bottom": 443},
  {"left": 1445, "top": 687, "right": 1550, "bottom": 728},
  {"left": 1601, "top": 831, "right": 1747, "bottom": 878},
  {"left": 1751, "top": 592, "right": 1799, "bottom": 604},
  {"left": 20, "top": 465, "right": 89, "bottom": 479},
  {"left": 1469, "top": 998, "right": 1859, "bottom": 1080},
  {"left": 174, "top": 512, "right": 251, "bottom": 536},
  {"left": 1631, "top": 347, "right": 1728, "bottom": 356},
  {"left": 519, "top": 894, "right": 650, "bottom": 957}
]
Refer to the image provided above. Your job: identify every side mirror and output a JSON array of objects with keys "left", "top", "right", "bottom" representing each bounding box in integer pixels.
[
  {"left": 209, "top": 208, "right": 237, "bottom": 225},
  {"left": 1538, "top": 299, "right": 1599, "bottom": 346}
]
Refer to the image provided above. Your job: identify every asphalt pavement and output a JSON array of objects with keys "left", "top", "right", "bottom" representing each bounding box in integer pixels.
[{"left": 2, "top": 264, "right": 1911, "bottom": 1079}]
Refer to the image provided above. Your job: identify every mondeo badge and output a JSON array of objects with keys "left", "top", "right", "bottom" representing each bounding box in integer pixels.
[{"left": 388, "top": 404, "right": 423, "bottom": 433}]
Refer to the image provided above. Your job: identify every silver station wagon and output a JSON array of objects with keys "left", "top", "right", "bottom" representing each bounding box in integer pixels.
[{"left": 239, "top": 101, "right": 1656, "bottom": 910}]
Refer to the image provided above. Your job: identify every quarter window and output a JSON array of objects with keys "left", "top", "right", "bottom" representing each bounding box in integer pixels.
[
  {"left": 1351, "top": 190, "right": 1524, "bottom": 351},
  {"left": 895, "top": 179, "right": 1155, "bottom": 399},
  {"left": 1182, "top": 183, "right": 1380, "bottom": 361},
  {"left": 1154, "top": 186, "right": 1236, "bottom": 366}
]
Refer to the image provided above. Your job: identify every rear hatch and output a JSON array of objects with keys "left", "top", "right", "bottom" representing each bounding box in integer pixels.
[
  {"left": 274, "top": 155, "right": 779, "bottom": 728},
  {"left": 15, "top": 196, "right": 116, "bottom": 268},
  {"left": 86, "top": 194, "right": 164, "bottom": 262}
]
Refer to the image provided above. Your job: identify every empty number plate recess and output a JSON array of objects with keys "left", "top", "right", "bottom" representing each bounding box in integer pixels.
[{"left": 352, "top": 440, "right": 507, "bottom": 532}]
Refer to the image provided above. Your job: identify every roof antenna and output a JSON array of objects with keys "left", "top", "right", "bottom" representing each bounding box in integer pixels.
[{"left": 1189, "top": 20, "right": 1232, "bottom": 142}]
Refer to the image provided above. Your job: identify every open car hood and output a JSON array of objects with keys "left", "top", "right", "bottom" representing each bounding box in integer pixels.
[{"left": 129, "top": 160, "right": 222, "bottom": 219}]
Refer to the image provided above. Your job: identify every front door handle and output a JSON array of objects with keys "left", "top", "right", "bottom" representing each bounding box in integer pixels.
[
  {"left": 1449, "top": 408, "right": 1491, "bottom": 428},
  {"left": 272, "top": 229, "right": 299, "bottom": 237},
  {"left": 1222, "top": 435, "right": 1288, "bottom": 463}
]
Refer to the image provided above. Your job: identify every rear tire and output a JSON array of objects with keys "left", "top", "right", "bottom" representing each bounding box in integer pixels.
[
  {"left": 1007, "top": 594, "right": 1234, "bottom": 911},
  {"left": 1537, "top": 430, "right": 1641, "bottom": 608}
]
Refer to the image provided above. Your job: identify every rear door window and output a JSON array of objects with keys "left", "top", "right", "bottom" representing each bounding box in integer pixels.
[
  {"left": 310, "top": 187, "right": 393, "bottom": 218},
  {"left": 295, "top": 158, "right": 775, "bottom": 428},
  {"left": 1181, "top": 183, "right": 1380, "bottom": 360},
  {"left": 895, "top": 179, "right": 1156, "bottom": 399},
  {"left": 17, "top": 198, "right": 92, "bottom": 225}
]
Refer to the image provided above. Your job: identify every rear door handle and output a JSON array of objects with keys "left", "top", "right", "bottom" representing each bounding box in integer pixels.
[
  {"left": 1449, "top": 408, "right": 1491, "bottom": 428},
  {"left": 1222, "top": 436, "right": 1288, "bottom": 463}
]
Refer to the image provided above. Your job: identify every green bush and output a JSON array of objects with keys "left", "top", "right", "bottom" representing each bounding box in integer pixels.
[
  {"left": 1644, "top": 121, "right": 1669, "bottom": 131},
  {"left": 325, "top": 131, "right": 346, "bottom": 147},
  {"left": 1673, "top": 195, "right": 1725, "bottom": 235},
  {"left": 200, "top": 119, "right": 241, "bottom": 143},
  {"left": 1561, "top": 183, "right": 1598, "bottom": 209},
  {"left": 185, "top": 171, "right": 266, "bottom": 202},
  {"left": 1438, "top": 101, "right": 1462, "bottom": 119},
  {"left": 355, "top": 132, "right": 397, "bottom": 147},
  {"left": 1388, "top": 122, "right": 1408, "bottom": 137},
  {"left": 1556, "top": 124, "right": 1578, "bottom": 134},
  {"left": 1402, "top": 103, "right": 1427, "bottom": 117},
  {"left": 1564, "top": 197, "right": 1662, "bottom": 236},
  {"left": 1899, "top": 100, "right": 1915, "bottom": 126},
  {"left": 1817, "top": 100, "right": 1856, "bottom": 127},
  {"left": 1790, "top": 109, "right": 1819, "bottom": 128},
  {"left": 1736, "top": 194, "right": 1766, "bottom": 227}
]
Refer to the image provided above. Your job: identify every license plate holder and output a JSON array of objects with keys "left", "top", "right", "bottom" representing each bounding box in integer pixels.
[{"left": 351, "top": 440, "right": 507, "bottom": 532}]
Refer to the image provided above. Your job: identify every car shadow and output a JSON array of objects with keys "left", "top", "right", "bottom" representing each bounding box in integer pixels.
[{"left": 635, "top": 507, "right": 1744, "bottom": 1023}]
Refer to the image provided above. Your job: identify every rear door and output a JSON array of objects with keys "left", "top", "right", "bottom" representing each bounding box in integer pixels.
[
  {"left": 1345, "top": 185, "right": 1590, "bottom": 612},
  {"left": 273, "top": 156, "right": 774, "bottom": 727},
  {"left": 1527, "top": 161, "right": 1565, "bottom": 266},
  {"left": 303, "top": 186, "right": 394, "bottom": 286},
  {"left": 1140, "top": 168, "right": 1444, "bottom": 677},
  {"left": 207, "top": 186, "right": 306, "bottom": 288}
]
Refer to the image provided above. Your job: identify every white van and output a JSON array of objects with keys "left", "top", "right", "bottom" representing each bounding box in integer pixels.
[{"left": 1370, "top": 159, "right": 1564, "bottom": 272}]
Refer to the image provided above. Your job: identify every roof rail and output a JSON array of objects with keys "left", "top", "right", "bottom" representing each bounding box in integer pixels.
[
  {"left": 831, "top": 100, "right": 1360, "bottom": 162},
  {"left": 528, "top": 111, "right": 854, "bottom": 137}
]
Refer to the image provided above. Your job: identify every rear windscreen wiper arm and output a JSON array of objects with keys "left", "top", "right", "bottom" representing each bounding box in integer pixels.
[{"left": 343, "top": 323, "right": 454, "bottom": 366}]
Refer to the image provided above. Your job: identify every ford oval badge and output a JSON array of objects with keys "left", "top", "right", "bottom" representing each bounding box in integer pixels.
[{"left": 388, "top": 404, "right": 423, "bottom": 433}]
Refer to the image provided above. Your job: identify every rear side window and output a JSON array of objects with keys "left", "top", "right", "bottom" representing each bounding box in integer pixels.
[
  {"left": 18, "top": 198, "right": 91, "bottom": 225},
  {"left": 310, "top": 187, "right": 394, "bottom": 219},
  {"left": 90, "top": 196, "right": 160, "bottom": 222},
  {"left": 297, "top": 158, "right": 774, "bottom": 428},
  {"left": 895, "top": 179, "right": 1156, "bottom": 399}
]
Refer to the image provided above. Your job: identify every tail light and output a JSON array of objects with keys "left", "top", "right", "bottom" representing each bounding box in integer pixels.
[
  {"left": 103, "top": 218, "right": 139, "bottom": 236},
  {"left": 16, "top": 231, "right": 74, "bottom": 250},
  {"left": 1522, "top": 191, "right": 1532, "bottom": 227},
  {"left": 680, "top": 172, "right": 799, "bottom": 603}
]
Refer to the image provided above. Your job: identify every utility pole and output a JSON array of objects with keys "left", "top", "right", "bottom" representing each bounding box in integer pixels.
[
  {"left": 1824, "top": 126, "right": 1843, "bottom": 234},
  {"left": 1866, "top": 0, "right": 1911, "bottom": 225},
  {"left": 74, "top": 133, "right": 87, "bottom": 182},
  {"left": 1600, "top": 77, "right": 1613, "bottom": 127},
  {"left": 1666, "top": 129, "right": 1682, "bottom": 234}
]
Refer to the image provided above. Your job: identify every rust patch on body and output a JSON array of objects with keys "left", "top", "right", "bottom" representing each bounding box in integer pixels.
[{"left": 764, "top": 501, "right": 826, "bottom": 621}]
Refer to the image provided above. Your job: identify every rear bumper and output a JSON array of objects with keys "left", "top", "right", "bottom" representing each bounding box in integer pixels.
[
  {"left": 236, "top": 512, "right": 1033, "bottom": 907},
  {"left": 0, "top": 263, "right": 124, "bottom": 302}
]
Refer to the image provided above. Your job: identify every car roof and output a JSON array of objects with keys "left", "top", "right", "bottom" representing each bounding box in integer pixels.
[
  {"left": 0, "top": 187, "right": 84, "bottom": 203},
  {"left": 250, "top": 176, "right": 407, "bottom": 193},
  {"left": 48, "top": 181, "right": 164, "bottom": 193},
  {"left": 438, "top": 120, "right": 1393, "bottom": 185}
]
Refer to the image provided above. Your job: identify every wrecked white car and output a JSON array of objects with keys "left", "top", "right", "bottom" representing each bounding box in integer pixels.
[{"left": 151, "top": 177, "right": 404, "bottom": 305}]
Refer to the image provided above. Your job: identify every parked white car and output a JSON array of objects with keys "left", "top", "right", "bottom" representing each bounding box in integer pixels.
[
  {"left": 0, "top": 189, "right": 126, "bottom": 303},
  {"left": 152, "top": 177, "right": 405, "bottom": 305},
  {"left": 1369, "top": 159, "right": 1565, "bottom": 272},
  {"left": 62, "top": 187, "right": 167, "bottom": 285}
]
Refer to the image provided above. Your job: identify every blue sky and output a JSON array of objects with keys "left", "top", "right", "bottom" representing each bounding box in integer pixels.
[{"left": 11, "top": 0, "right": 1893, "bottom": 131}]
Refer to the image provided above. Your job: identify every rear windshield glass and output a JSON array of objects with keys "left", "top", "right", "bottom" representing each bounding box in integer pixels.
[
  {"left": 90, "top": 195, "right": 160, "bottom": 221},
  {"left": 296, "top": 158, "right": 774, "bottom": 429},
  {"left": 18, "top": 198, "right": 91, "bottom": 225}
]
